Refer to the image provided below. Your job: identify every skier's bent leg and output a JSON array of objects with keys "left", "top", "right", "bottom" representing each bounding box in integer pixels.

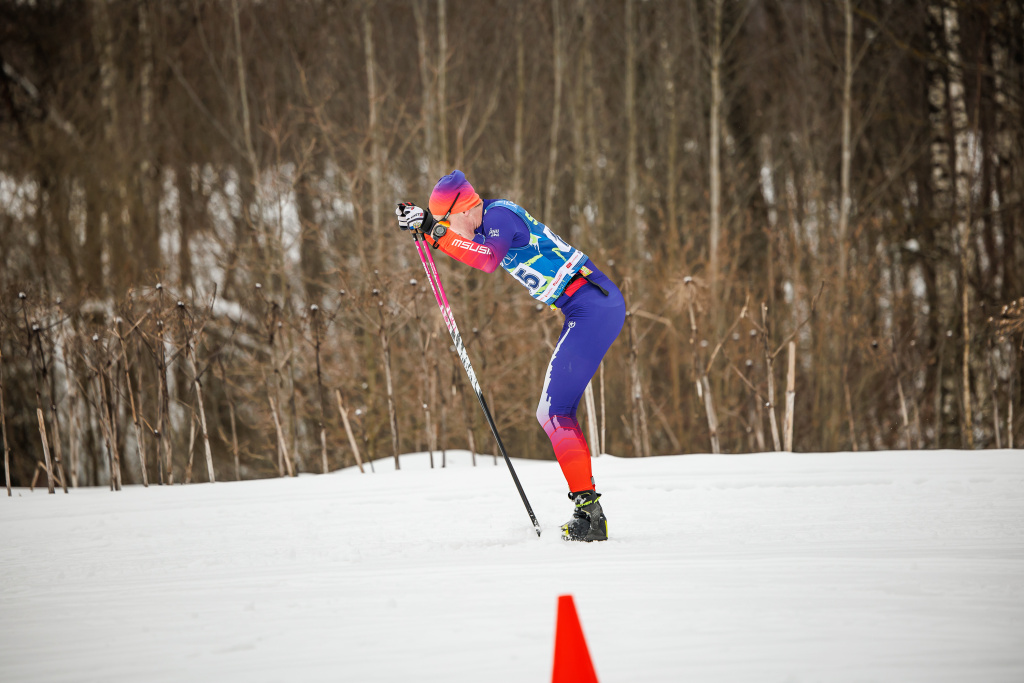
[{"left": 537, "top": 411, "right": 594, "bottom": 493}]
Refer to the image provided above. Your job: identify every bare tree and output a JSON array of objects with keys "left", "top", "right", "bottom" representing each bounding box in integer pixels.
[{"left": 0, "top": 1, "right": 1020, "bottom": 482}]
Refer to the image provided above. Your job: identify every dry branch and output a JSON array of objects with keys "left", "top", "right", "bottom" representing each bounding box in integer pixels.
[{"left": 335, "top": 389, "right": 364, "bottom": 473}]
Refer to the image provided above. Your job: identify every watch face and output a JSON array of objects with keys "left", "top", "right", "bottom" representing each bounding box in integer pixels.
[{"left": 434, "top": 224, "right": 447, "bottom": 238}]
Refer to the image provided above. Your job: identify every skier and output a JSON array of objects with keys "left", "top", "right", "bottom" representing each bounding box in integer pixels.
[{"left": 397, "top": 170, "right": 625, "bottom": 542}]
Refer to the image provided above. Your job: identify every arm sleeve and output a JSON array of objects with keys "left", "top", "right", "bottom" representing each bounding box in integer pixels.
[{"left": 424, "top": 206, "right": 520, "bottom": 274}]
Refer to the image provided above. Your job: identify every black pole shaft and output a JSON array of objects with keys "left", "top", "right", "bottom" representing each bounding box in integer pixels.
[{"left": 475, "top": 392, "right": 541, "bottom": 536}]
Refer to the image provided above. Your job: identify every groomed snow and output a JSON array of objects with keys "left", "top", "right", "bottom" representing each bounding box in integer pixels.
[{"left": 2, "top": 449, "right": 1023, "bottom": 682}]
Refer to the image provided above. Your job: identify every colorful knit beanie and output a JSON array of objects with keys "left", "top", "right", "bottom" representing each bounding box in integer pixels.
[{"left": 429, "top": 170, "right": 481, "bottom": 219}]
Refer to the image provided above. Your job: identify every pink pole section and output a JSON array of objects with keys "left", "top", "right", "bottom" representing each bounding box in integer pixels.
[
  {"left": 416, "top": 240, "right": 456, "bottom": 334},
  {"left": 415, "top": 241, "right": 444, "bottom": 310}
]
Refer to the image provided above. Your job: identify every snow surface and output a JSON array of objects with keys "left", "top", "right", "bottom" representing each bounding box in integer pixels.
[{"left": 2, "top": 449, "right": 1023, "bottom": 682}]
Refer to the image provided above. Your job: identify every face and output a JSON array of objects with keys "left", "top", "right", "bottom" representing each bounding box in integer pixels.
[{"left": 445, "top": 201, "right": 484, "bottom": 238}]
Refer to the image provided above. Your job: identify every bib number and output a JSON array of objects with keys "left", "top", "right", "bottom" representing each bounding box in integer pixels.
[{"left": 513, "top": 265, "right": 544, "bottom": 292}]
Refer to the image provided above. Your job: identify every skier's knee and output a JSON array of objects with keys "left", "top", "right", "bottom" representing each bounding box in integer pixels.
[
  {"left": 538, "top": 409, "right": 577, "bottom": 434},
  {"left": 535, "top": 401, "right": 549, "bottom": 428}
]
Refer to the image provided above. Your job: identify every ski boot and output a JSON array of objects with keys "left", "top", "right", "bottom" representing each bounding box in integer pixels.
[{"left": 560, "top": 490, "right": 608, "bottom": 542}]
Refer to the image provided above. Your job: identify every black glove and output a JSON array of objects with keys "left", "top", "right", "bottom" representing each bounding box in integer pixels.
[{"left": 396, "top": 202, "right": 444, "bottom": 239}]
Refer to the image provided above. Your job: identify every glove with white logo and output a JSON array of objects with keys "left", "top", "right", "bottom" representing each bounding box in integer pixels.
[
  {"left": 396, "top": 202, "right": 424, "bottom": 230},
  {"left": 396, "top": 202, "right": 444, "bottom": 239}
]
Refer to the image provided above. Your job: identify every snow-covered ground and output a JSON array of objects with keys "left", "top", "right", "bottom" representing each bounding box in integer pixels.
[{"left": 2, "top": 449, "right": 1023, "bottom": 682}]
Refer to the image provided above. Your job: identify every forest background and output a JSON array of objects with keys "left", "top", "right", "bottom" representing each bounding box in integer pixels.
[{"left": 1, "top": 0, "right": 1022, "bottom": 491}]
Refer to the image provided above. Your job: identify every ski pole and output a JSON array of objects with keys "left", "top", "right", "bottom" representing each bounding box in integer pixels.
[{"left": 412, "top": 231, "right": 542, "bottom": 537}]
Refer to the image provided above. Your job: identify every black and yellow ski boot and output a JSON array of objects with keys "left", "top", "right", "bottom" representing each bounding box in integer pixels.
[{"left": 560, "top": 490, "right": 608, "bottom": 542}]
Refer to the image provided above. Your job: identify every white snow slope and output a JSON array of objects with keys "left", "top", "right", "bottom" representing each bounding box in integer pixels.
[{"left": 2, "top": 449, "right": 1023, "bottom": 683}]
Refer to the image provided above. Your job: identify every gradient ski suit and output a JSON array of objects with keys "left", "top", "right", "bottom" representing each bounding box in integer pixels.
[{"left": 424, "top": 199, "right": 625, "bottom": 492}]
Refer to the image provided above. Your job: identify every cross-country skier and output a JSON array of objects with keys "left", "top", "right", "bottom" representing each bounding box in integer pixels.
[{"left": 397, "top": 170, "right": 625, "bottom": 542}]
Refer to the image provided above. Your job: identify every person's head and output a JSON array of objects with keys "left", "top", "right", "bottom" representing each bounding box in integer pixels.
[{"left": 429, "top": 170, "right": 483, "bottom": 235}]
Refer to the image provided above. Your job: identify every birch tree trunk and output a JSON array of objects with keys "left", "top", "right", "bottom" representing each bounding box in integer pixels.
[
  {"left": 942, "top": 4, "right": 973, "bottom": 448},
  {"left": 583, "top": 6, "right": 604, "bottom": 241},
  {"left": 570, "top": 0, "right": 590, "bottom": 245},
  {"left": 624, "top": 0, "right": 641, "bottom": 261},
  {"left": 436, "top": 0, "right": 448, "bottom": 170},
  {"left": 512, "top": 2, "right": 525, "bottom": 200},
  {"left": 708, "top": 0, "right": 723, "bottom": 306},
  {"left": 827, "top": 0, "right": 856, "bottom": 453},
  {"left": 231, "top": 0, "right": 279, "bottom": 289},
  {"left": 413, "top": 0, "right": 437, "bottom": 187},
  {"left": 137, "top": 0, "right": 159, "bottom": 277},
  {"left": 297, "top": 171, "right": 325, "bottom": 305},
  {"left": 926, "top": 1, "right": 956, "bottom": 445},
  {"left": 90, "top": 0, "right": 132, "bottom": 289},
  {"left": 990, "top": 3, "right": 1020, "bottom": 299},
  {"left": 232, "top": 0, "right": 257, "bottom": 177},
  {"left": 926, "top": 2, "right": 953, "bottom": 214},
  {"left": 363, "top": 2, "right": 383, "bottom": 242},
  {"left": 544, "top": 0, "right": 564, "bottom": 221},
  {"left": 660, "top": 17, "right": 679, "bottom": 260},
  {"left": 838, "top": 0, "right": 853, "bottom": 322}
]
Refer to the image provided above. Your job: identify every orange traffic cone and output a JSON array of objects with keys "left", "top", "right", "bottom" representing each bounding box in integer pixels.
[{"left": 551, "top": 594, "right": 599, "bottom": 683}]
